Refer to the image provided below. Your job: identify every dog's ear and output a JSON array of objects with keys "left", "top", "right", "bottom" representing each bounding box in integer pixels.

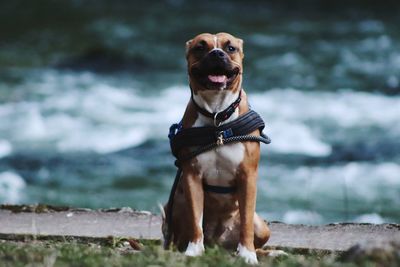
[{"left": 185, "top": 39, "right": 193, "bottom": 56}]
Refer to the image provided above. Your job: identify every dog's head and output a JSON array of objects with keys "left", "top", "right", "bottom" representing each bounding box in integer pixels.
[{"left": 186, "top": 32, "right": 244, "bottom": 92}]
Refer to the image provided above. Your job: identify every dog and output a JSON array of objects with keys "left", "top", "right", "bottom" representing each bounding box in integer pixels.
[{"left": 162, "top": 32, "right": 280, "bottom": 264}]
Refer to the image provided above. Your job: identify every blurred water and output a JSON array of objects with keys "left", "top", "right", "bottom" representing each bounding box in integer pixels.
[{"left": 0, "top": 0, "right": 399, "bottom": 224}]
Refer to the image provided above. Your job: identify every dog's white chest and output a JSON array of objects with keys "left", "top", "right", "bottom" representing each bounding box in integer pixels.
[{"left": 195, "top": 142, "right": 244, "bottom": 186}]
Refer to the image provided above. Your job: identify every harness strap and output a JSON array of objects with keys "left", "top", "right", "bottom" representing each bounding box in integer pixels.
[
  {"left": 191, "top": 89, "right": 242, "bottom": 125},
  {"left": 203, "top": 184, "right": 237, "bottom": 194},
  {"left": 170, "top": 110, "right": 265, "bottom": 158}
]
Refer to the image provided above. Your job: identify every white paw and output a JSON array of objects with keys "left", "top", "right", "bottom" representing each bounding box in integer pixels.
[
  {"left": 237, "top": 243, "right": 258, "bottom": 265},
  {"left": 185, "top": 240, "right": 205, "bottom": 257},
  {"left": 268, "top": 250, "right": 288, "bottom": 257}
]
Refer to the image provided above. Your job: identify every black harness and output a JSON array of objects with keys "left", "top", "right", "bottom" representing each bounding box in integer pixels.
[
  {"left": 164, "top": 92, "right": 271, "bottom": 248},
  {"left": 170, "top": 109, "right": 267, "bottom": 161}
]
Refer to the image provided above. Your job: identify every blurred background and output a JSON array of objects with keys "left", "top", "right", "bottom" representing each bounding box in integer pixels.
[{"left": 0, "top": 0, "right": 399, "bottom": 225}]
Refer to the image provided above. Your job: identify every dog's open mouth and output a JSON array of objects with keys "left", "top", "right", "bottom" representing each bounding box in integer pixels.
[
  {"left": 208, "top": 74, "right": 228, "bottom": 83},
  {"left": 192, "top": 67, "right": 240, "bottom": 89}
]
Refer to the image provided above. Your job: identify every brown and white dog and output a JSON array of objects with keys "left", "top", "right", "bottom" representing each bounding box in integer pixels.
[{"left": 162, "top": 32, "right": 280, "bottom": 264}]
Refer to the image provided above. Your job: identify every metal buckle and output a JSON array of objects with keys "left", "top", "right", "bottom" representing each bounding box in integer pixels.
[{"left": 213, "top": 112, "right": 221, "bottom": 127}]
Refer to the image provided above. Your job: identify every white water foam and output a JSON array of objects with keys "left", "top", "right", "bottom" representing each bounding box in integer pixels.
[
  {"left": 258, "top": 162, "right": 400, "bottom": 224},
  {"left": 354, "top": 213, "right": 385, "bottom": 224},
  {"left": 0, "top": 171, "right": 26, "bottom": 203},
  {"left": 1, "top": 71, "right": 399, "bottom": 156},
  {"left": 0, "top": 71, "right": 188, "bottom": 154},
  {"left": 266, "top": 121, "right": 331, "bottom": 156},
  {"left": 282, "top": 210, "right": 323, "bottom": 224},
  {"left": 250, "top": 88, "right": 400, "bottom": 156},
  {"left": 260, "top": 162, "right": 400, "bottom": 199},
  {"left": 0, "top": 139, "right": 12, "bottom": 158}
]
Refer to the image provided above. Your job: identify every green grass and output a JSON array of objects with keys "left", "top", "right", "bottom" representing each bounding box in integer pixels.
[{"left": 0, "top": 240, "right": 394, "bottom": 267}]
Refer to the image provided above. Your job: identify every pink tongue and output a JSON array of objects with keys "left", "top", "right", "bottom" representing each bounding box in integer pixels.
[{"left": 208, "top": 75, "right": 227, "bottom": 83}]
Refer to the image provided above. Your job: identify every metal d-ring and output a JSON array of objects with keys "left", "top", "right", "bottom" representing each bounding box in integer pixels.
[{"left": 213, "top": 112, "right": 222, "bottom": 127}]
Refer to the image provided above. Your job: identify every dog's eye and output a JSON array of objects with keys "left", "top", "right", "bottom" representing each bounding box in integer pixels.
[
  {"left": 227, "top": 45, "right": 236, "bottom": 52},
  {"left": 194, "top": 44, "right": 205, "bottom": 52}
]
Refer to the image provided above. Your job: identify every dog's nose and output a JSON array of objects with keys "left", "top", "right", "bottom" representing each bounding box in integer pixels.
[{"left": 209, "top": 49, "right": 226, "bottom": 59}]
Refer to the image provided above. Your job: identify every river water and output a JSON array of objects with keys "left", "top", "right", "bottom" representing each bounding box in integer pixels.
[{"left": 0, "top": 0, "right": 399, "bottom": 224}]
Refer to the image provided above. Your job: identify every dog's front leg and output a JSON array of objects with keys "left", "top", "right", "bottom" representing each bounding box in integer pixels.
[
  {"left": 237, "top": 168, "right": 258, "bottom": 264},
  {"left": 181, "top": 168, "right": 204, "bottom": 256}
]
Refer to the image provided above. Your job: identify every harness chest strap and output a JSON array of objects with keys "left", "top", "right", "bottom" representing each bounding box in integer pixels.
[
  {"left": 169, "top": 109, "right": 266, "bottom": 159},
  {"left": 168, "top": 110, "right": 270, "bottom": 194}
]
